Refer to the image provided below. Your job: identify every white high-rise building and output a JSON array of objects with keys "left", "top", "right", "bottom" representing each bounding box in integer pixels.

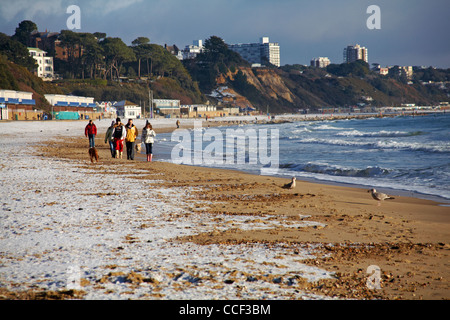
[
  {"left": 228, "top": 37, "right": 280, "bottom": 67},
  {"left": 28, "top": 47, "right": 54, "bottom": 80},
  {"left": 310, "top": 57, "right": 330, "bottom": 68},
  {"left": 343, "top": 44, "right": 368, "bottom": 63}
]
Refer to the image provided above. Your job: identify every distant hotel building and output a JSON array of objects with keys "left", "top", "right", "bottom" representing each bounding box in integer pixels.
[
  {"left": 343, "top": 44, "right": 368, "bottom": 63},
  {"left": 29, "top": 30, "right": 83, "bottom": 62},
  {"left": 28, "top": 47, "right": 54, "bottom": 80},
  {"left": 179, "top": 40, "right": 204, "bottom": 60},
  {"left": 372, "top": 63, "right": 413, "bottom": 80},
  {"left": 228, "top": 37, "right": 280, "bottom": 67},
  {"left": 310, "top": 57, "right": 330, "bottom": 68}
]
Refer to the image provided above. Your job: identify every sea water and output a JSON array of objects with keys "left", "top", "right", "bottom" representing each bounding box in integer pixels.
[
  {"left": 155, "top": 113, "right": 450, "bottom": 202},
  {"left": 276, "top": 113, "right": 450, "bottom": 202}
]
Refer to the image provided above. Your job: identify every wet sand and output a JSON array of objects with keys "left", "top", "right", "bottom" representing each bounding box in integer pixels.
[{"left": 2, "top": 119, "right": 448, "bottom": 300}]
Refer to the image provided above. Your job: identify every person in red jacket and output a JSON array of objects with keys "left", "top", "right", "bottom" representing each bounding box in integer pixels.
[{"left": 85, "top": 119, "right": 97, "bottom": 148}]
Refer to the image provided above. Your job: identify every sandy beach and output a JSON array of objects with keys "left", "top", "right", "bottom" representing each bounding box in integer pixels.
[{"left": 0, "top": 117, "right": 449, "bottom": 300}]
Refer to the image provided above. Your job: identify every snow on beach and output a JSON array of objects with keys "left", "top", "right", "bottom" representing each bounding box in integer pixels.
[{"left": 0, "top": 119, "right": 332, "bottom": 299}]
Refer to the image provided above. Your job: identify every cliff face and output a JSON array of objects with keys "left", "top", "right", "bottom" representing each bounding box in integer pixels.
[
  {"left": 240, "top": 68, "right": 295, "bottom": 102},
  {"left": 215, "top": 67, "right": 301, "bottom": 113},
  {"left": 217, "top": 66, "right": 449, "bottom": 113},
  {"left": 213, "top": 67, "right": 294, "bottom": 111}
]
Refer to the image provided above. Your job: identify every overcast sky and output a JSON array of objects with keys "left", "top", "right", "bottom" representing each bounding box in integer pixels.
[{"left": 1, "top": 0, "right": 449, "bottom": 68}]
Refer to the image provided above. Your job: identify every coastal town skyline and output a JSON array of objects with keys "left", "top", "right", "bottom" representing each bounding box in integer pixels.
[{"left": 0, "top": 0, "right": 449, "bottom": 69}]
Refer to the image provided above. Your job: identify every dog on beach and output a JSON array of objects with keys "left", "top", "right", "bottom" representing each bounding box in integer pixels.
[
  {"left": 89, "top": 147, "right": 99, "bottom": 163},
  {"left": 135, "top": 143, "right": 141, "bottom": 153}
]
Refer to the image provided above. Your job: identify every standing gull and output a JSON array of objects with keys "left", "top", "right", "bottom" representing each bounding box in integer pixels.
[
  {"left": 368, "top": 188, "right": 395, "bottom": 206},
  {"left": 282, "top": 177, "right": 296, "bottom": 189}
]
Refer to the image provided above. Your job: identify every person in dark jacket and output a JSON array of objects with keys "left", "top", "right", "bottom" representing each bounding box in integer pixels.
[
  {"left": 85, "top": 120, "right": 97, "bottom": 148},
  {"left": 112, "top": 117, "right": 126, "bottom": 159},
  {"left": 104, "top": 120, "right": 116, "bottom": 158}
]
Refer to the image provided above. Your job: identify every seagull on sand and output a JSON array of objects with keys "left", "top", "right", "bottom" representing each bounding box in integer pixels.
[
  {"left": 282, "top": 177, "right": 296, "bottom": 189},
  {"left": 368, "top": 188, "right": 395, "bottom": 206}
]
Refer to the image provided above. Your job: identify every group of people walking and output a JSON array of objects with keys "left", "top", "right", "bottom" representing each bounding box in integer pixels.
[{"left": 85, "top": 117, "right": 156, "bottom": 162}]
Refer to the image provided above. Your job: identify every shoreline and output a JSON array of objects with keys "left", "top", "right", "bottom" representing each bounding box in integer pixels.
[
  {"left": 144, "top": 112, "right": 450, "bottom": 205},
  {"left": 150, "top": 159, "right": 450, "bottom": 205},
  {"left": 41, "top": 128, "right": 450, "bottom": 232}
]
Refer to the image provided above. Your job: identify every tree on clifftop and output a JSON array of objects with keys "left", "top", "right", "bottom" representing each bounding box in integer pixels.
[
  {"left": 327, "top": 60, "right": 370, "bottom": 78},
  {"left": 100, "top": 37, "right": 136, "bottom": 80},
  {"left": 131, "top": 37, "right": 150, "bottom": 78},
  {"left": 0, "top": 33, "right": 37, "bottom": 71},
  {"left": 58, "top": 30, "right": 81, "bottom": 78},
  {"left": 11, "top": 20, "right": 37, "bottom": 47},
  {"left": 185, "top": 35, "right": 249, "bottom": 92},
  {"left": 200, "top": 36, "right": 248, "bottom": 69}
]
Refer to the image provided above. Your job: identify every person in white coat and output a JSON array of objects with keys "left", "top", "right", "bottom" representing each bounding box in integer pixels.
[{"left": 141, "top": 121, "right": 156, "bottom": 162}]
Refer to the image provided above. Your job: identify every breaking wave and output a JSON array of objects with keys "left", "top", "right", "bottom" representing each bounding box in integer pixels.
[
  {"left": 313, "top": 124, "right": 345, "bottom": 130},
  {"left": 298, "top": 138, "right": 450, "bottom": 153},
  {"left": 280, "top": 162, "right": 391, "bottom": 178},
  {"left": 336, "top": 130, "right": 426, "bottom": 138}
]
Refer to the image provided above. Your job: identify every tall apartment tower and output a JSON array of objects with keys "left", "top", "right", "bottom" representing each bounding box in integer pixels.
[
  {"left": 343, "top": 44, "right": 368, "bottom": 63},
  {"left": 229, "top": 37, "right": 280, "bottom": 67}
]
